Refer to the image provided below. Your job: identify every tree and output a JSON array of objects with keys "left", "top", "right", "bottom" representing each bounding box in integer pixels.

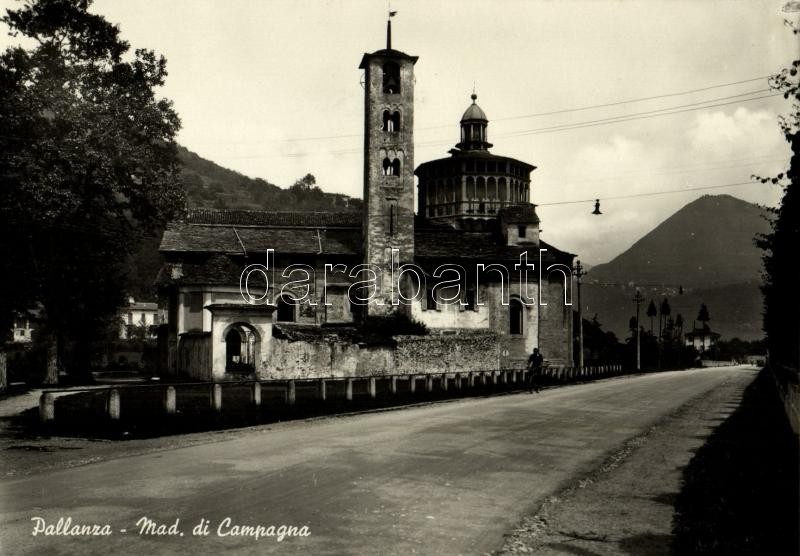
[
  {"left": 0, "top": 0, "right": 183, "bottom": 383},
  {"left": 755, "top": 20, "right": 800, "bottom": 372},
  {"left": 697, "top": 303, "right": 710, "bottom": 328},
  {"left": 646, "top": 300, "right": 657, "bottom": 332}
]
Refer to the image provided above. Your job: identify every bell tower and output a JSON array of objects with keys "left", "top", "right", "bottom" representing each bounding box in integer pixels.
[{"left": 359, "top": 20, "right": 418, "bottom": 315}]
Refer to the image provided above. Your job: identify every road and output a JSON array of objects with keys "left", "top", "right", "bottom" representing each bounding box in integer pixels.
[{"left": 0, "top": 367, "right": 754, "bottom": 555}]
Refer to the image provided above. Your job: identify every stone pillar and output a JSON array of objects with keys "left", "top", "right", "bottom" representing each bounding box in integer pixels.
[
  {"left": 468, "top": 372, "right": 475, "bottom": 387},
  {"left": 211, "top": 384, "right": 222, "bottom": 412},
  {"left": 251, "top": 382, "right": 261, "bottom": 406},
  {"left": 455, "top": 373, "right": 462, "bottom": 390},
  {"left": 492, "top": 371, "right": 498, "bottom": 385},
  {"left": 390, "top": 376, "right": 397, "bottom": 395},
  {"left": 165, "top": 386, "right": 177, "bottom": 414},
  {"left": 346, "top": 378, "right": 354, "bottom": 401},
  {"left": 39, "top": 392, "right": 55, "bottom": 423},
  {"left": 409, "top": 375, "right": 416, "bottom": 394},
  {"left": 368, "top": 377, "right": 377, "bottom": 399},
  {"left": 318, "top": 379, "right": 327, "bottom": 401},
  {"left": 441, "top": 373, "right": 448, "bottom": 392},
  {"left": 108, "top": 388, "right": 121, "bottom": 420},
  {"left": 286, "top": 380, "right": 296, "bottom": 406},
  {"left": 426, "top": 375, "right": 434, "bottom": 393}
]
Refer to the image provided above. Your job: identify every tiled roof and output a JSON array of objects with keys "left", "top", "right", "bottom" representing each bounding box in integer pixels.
[
  {"left": 184, "top": 209, "right": 361, "bottom": 228},
  {"left": 414, "top": 227, "right": 572, "bottom": 263},
  {"left": 161, "top": 209, "right": 362, "bottom": 255},
  {"left": 159, "top": 210, "right": 572, "bottom": 262},
  {"left": 498, "top": 203, "right": 540, "bottom": 224}
]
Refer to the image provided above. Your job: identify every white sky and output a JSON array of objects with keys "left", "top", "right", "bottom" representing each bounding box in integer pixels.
[{"left": 2, "top": 0, "right": 797, "bottom": 264}]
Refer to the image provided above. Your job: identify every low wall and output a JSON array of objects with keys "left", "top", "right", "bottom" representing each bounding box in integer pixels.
[{"left": 263, "top": 331, "right": 500, "bottom": 380}]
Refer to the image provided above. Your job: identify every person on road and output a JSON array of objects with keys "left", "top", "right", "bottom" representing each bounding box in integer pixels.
[{"left": 527, "top": 348, "right": 544, "bottom": 393}]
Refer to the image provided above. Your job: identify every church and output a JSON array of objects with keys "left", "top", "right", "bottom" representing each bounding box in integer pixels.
[{"left": 156, "top": 25, "right": 576, "bottom": 381}]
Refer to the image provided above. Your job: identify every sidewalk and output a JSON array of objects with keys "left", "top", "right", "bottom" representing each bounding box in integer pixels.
[{"left": 499, "top": 368, "right": 765, "bottom": 555}]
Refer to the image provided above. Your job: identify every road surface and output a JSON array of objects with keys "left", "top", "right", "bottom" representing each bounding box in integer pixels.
[{"left": 0, "top": 367, "right": 754, "bottom": 555}]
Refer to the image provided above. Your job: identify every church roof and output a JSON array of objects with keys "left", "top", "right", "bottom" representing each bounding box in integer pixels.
[
  {"left": 160, "top": 210, "right": 362, "bottom": 256},
  {"left": 359, "top": 48, "right": 419, "bottom": 69},
  {"left": 498, "top": 203, "right": 541, "bottom": 224},
  {"left": 461, "top": 94, "right": 487, "bottom": 122},
  {"left": 158, "top": 210, "right": 574, "bottom": 286}
]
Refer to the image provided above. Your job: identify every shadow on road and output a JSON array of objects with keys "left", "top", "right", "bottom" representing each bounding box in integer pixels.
[{"left": 672, "top": 369, "right": 799, "bottom": 555}]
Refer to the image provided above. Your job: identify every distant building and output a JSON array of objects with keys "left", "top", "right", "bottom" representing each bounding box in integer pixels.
[
  {"left": 118, "top": 298, "right": 159, "bottom": 339},
  {"left": 685, "top": 325, "right": 720, "bottom": 352},
  {"left": 11, "top": 313, "right": 35, "bottom": 344}
]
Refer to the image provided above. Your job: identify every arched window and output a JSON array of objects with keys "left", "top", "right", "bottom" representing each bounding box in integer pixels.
[
  {"left": 277, "top": 294, "right": 296, "bottom": 322},
  {"left": 391, "top": 158, "right": 401, "bottom": 176},
  {"left": 383, "top": 157, "right": 392, "bottom": 175},
  {"left": 466, "top": 176, "right": 475, "bottom": 199},
  {"left": 392, "top": 111, "right": 401, "bottom": 131},
  {"left": 499, "top": 177, "right": 507, "bottom": 201},
  {"left": 510, "top": 299, "right": 524, "bottom": 335},
  {"left": 382, "top": 110, "right": 393, "bottom": 132},
  {"left": 477, "top": 177, "right": 486, "bottom": 199},
  {"left": 382, "top": 62, "right": 400, "bottom": 94}
]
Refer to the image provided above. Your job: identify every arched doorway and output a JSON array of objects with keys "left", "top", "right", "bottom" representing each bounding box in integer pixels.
[
  {"left": 277, "top": 294, "right": 296, "bottom": 322},
  {"left": 224, "top": 323, "right": 260, "bottom": 374}
]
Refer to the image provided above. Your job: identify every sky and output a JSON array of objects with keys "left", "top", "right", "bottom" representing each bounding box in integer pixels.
[{"left": 2, "top": 0, "right": 798, "bottom": 264}]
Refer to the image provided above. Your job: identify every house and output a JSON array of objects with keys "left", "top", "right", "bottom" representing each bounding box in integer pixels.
[
  {"left": 685, "top": 324, "right": 720, "bottom": 353},
  {"left": 157, "top": 24, "right": 576, "bottom": 381},
  {"left": 118, "top": 297, "right": 160, "bottom": 339}
]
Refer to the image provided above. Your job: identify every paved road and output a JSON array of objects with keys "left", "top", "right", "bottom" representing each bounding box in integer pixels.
[{"left": 0, "top": 367, "right": 754, "bottom": 555}]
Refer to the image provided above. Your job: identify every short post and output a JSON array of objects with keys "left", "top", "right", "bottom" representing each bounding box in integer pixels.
[
  {"left": 441, "top": 373, "right": 448, "bottom": 392},
  {"left": 455, "top": 373, "right": 462, "bottom": 390},
  {"left": 251, "top": 382, "right": 261, "bottom": 406},
  {"left": 501, "top": 370, "right": 508, "bottom": 385},
  {"left": 346, "top": 378, "right": 353, "bottom": 401},
  {"left": 107, "top": 388, "right": 121, "bottom": 420},
  {"left": 468, "top": 372, "right": 475, "bottom": 388},
  {"left": 211, "top": 383, "right": 222, "bottom": 412},
  {"left": 286, "top": 380, "right": 296, "bottom": 406},
  {"left": 165, "top": 385, "right": 177, "bottom": 414},
  {"left": 318, "top": 379, "right": 327, "bottom": 401},
  {"left": 39, "top": 392, "right": 55, "bottom": 423},
  {"left": 390, "top": 376, "right": 397, "bottom": 395},
  {"left": 409, "top": 375, "right": 416, "bottom": 394},
  {"left": 426, "top": 375, "right": 434, "bottom": 393},
  {"left": 492, "top": 371, "right": 498, "bottom": 385},
  {"left": 368, "top": 377, "right": 377, "bottom": 399}
]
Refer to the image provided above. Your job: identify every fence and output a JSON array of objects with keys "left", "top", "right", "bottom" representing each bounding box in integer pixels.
[{"left": 38, "top": 364, "right": 626, "bottom": 424}]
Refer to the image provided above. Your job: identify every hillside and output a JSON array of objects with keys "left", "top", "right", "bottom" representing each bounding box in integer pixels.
[
  {"left": 583, "top": 195, "right": 772, "bottom": 341},
  {"left": 124, "top": 148, "right": 362, "bottom": 299},
  {"left": 178, "top": 146, "right": 362, "bottom": 212}
]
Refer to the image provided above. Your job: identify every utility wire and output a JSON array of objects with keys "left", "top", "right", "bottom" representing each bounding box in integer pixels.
[{"left": 536, "top": 180, "right": 767, "bottom": 207}]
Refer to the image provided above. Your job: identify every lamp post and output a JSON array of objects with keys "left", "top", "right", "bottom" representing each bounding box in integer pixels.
[
  {"left": 574, "top": 260, "right": 586, "bottom": 369},
  {"left": 633, "top": 289, "right": 644, "bottom": 371}
]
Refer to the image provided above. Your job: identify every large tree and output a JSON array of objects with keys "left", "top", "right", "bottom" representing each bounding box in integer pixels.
[
  {"left": 0, "top": 0, "right": 183, "bottom": 383},
  {"left": 756, "top": 20, "right": 799, "bottom": 372}
]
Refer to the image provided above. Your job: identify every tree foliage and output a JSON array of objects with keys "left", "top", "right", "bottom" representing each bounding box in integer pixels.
[
  {"left": 755, "top": 20, "right": 800, "bottom": 371},
  {"left": 0, "top": 0, "right": 183, "bottom": 381}
]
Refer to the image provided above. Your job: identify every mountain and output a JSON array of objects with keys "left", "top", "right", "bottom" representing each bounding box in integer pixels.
[
  {"left": 583, "top": 195, "right": 772, "bottom": 341},
  {"left": 178, "top": 146, "right": 362, "bottom": 212}
]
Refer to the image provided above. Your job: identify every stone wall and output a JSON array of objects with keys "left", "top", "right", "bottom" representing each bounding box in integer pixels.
[
  {"left": 538, "top": 274, "right": 573, "bottom": 366},
  {"left": 262, "top": 331, "right": 499, "bottom": 379}
]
